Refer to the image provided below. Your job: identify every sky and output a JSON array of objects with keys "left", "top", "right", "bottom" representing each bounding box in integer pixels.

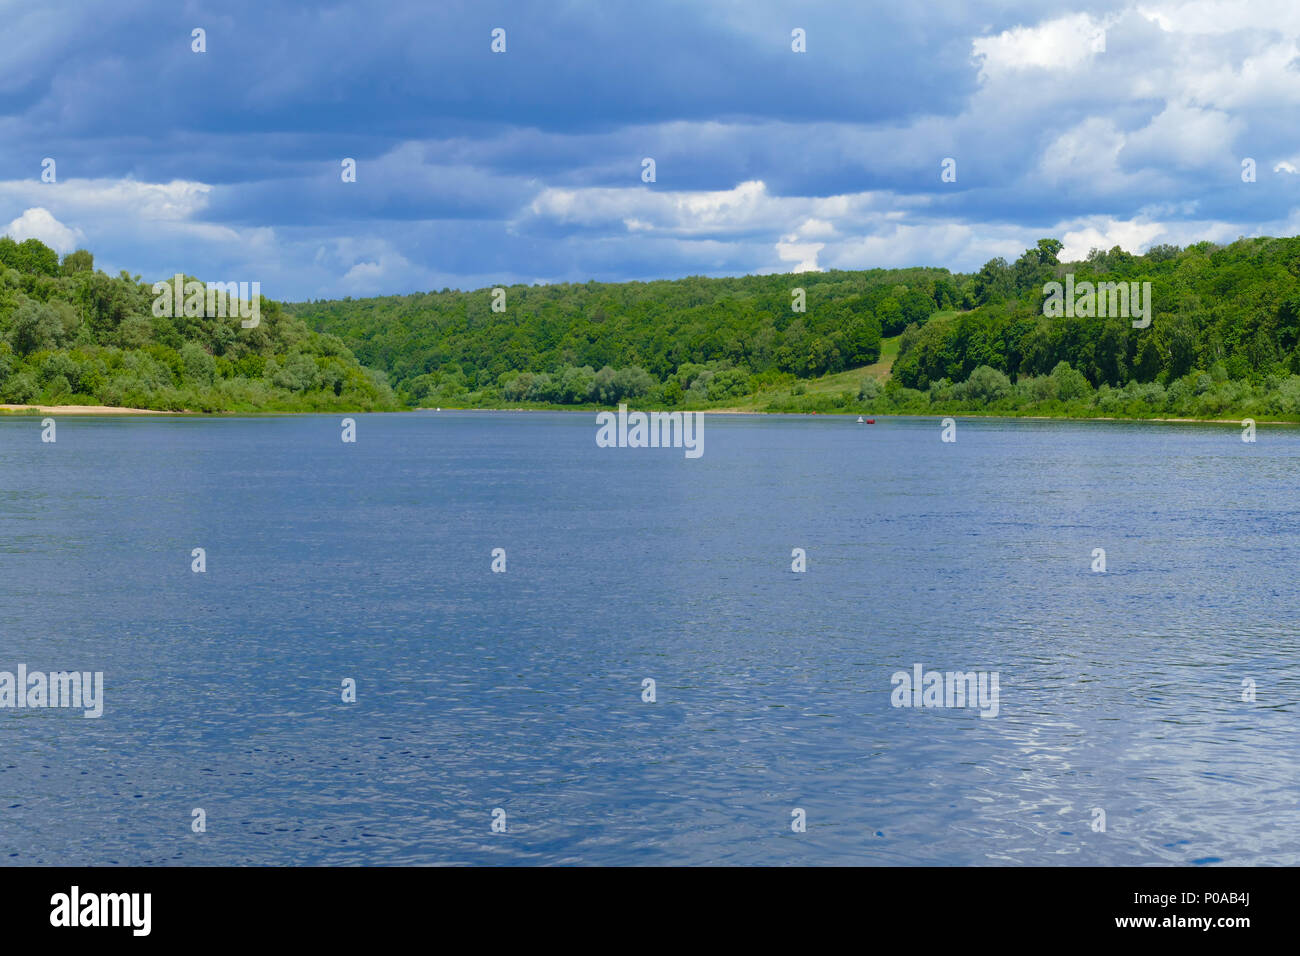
[{"left": 2, "top": 0, "right": 1300, "bottom": 301}]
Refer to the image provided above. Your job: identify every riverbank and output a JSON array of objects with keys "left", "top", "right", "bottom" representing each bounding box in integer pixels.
[
  {"left": 410, "top": 406, "right": 1292, "bottom": 425},
  {"left": 3, "top": 402, "right": 1292, "bottom": 426},
  {"left": 0, "top": 403, "right": 181, "bottom": 415}
]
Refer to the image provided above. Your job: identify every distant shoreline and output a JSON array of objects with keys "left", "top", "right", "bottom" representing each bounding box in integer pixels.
[
  {"left": 1, "top": 402, "right": 1290, "bottom": 426},
  {"left": 410, "top": 407, "right": 1290, "bottom": 425}
]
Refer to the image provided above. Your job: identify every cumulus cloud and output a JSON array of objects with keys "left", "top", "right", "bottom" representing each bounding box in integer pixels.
[
  {"left": 4, "top": 207, "right": 83, "bottom": 252},
  {"left": 775, "top": 239, "right": 824, "bottom": 273}
]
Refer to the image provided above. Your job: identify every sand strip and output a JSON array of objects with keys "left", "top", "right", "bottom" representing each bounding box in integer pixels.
[{"left": 0, "top": 403, "right": 180, "bottom": 415}]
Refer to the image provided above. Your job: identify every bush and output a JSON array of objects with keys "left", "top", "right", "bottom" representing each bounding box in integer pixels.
[
  {"left": 3, "top": 370, "right": 39, "bottom": 403},
  {"left": 1267, "top": 376, "right": 1300, "bottom": 415},
  {"left": 181, "top": 342, "right": 216, "bottom": 386},
  {"left": 557, "top": 365, "right": 596, "bottom": 403},
  {"left": 268, "top": 352, "right": 319, "bottom": 392},
  {"left": 928, "top": 378, "right": 955, "bottom": 403},
  {"left": 955, "top": 365, "right": 1011, "bottom": 403},
  {"left": 613, "top": 365, "right": 654, "bottom": 400},
  {"left": 7, "top": 300, "right": 65, "bottom": 356},
  {"left": 1016, "top": 374, "right": 1058, "bottom": 403},
  {"left": 1051, "top": 361, "right": 1093, "bottom": 402}
]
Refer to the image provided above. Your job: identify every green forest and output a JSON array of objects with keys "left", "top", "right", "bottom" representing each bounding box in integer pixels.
[
  {"left": 289, "top": 234, "right": 1300, "bottom": 421},
  {"left": 10, "top": 231, "right": 1300, "bottom": 420},
  {"left": 0, "top": 237, "right": 396, "bottom": 412},
  {"left": 287, "top": 266, "right": 948, "bottom": 408}
]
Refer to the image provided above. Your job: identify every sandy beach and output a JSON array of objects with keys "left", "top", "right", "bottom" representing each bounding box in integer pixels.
[{"left": 0, "top": 403, "right": 180, "bottom": 415}]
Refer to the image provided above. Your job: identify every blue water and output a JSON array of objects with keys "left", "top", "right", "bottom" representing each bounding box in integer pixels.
[{"left": 1, "top": 411, "right": 1297, "bottom": 865}]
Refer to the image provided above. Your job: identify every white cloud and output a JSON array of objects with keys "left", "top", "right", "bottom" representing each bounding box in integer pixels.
[
  {"left": 4, "top": 206, "right": 83, "bottom": 252},
  {"left": 0, "top": 177, "right": 210, "bottom": 222},
  {"left": 1137, "top": 0, "right": 1300, "bottom": 36},
  {"left": 530, "top": 180, "right": 776, "bottom": 235},
  {"left": 1123, "top": 102, "right": 1242, "bottom": 170},
  {"left": 775, "top": 239, "right": 823, "bottom": 273},
  {"left": 1038, "top": 117, "right": 1130, "bottom": 188},
  {"left": 526, "top": 180, "right": 902, "bottom": 240},
  {"left": 972, "top": 13, "right": 1111, "bottom": 79}
]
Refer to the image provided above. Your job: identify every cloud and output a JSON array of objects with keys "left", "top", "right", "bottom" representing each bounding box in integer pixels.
[
  {"left": 972, "top": 13, "right": 1111, "bottom": 79},
  {"left": 775, "top": 239, "right": 824, "bottom": 273},
  {"left": 4, "top": 207, "right": 83, "bottom": 253},
  {"left": 0, "top": 177, "right": 211, "bottom": 233},
  {"left": 1123, "top": 102, "right": 1243, "bottom": 170}
]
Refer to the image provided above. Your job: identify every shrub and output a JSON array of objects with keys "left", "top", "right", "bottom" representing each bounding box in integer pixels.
[
  {"left": 1051, "top": 361, "right": 1092, "bottom": 402},
  {"left": 955, "top": 365, "right": 1011, "bottom": 403}
]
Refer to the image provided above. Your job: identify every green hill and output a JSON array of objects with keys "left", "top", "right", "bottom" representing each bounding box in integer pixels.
[
  {"left": 290, "top": 236, "right": 1300, "bottom": 421},
  {"left": 0, "top": 238, "right": 396, "bottom": 412},
  {"left": 286, "top": 267, "right": 957, "bottom": 408}
]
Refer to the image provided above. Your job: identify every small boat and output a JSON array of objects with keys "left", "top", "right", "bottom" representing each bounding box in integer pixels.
[
  {"left": 857, "top": 416, "right": 864, "bottom": 423},
  {"left": 867, "top": 418, "right": 875, "bottom": 424}
]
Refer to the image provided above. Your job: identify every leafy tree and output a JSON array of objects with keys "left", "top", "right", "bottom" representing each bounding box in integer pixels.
[
  {"left": 181, "top": 342, "right": 216, "bottom": 385},
  {"left": 1051, "top": 361, "right": 1092, "bottom": 401},
  {"left": 7, "top": 299, "right": 65, "bottom": 355},
  {"left": 62, "top": 249, "right": 94, "bottom": 274}
]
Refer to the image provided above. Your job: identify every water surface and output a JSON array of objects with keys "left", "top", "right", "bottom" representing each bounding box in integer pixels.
[{"left": 1, "top": 411, "right": 1296, "bottom": 865}]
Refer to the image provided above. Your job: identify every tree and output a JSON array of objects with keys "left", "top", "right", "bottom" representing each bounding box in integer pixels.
[
  {"left": 1051, "top": 361, "right": 1092, "bottom": 401},
  {"left": 0, "top": 237, "right": 60, "bottom": 275},
  {"left": 972, "top": 258, "right": 1013, "bottom": 305},
  {"left": 957, "top": 365, "right": 1011, "bottom": 403},
  {"left": 844, "top": 315, "right": 882, "bottom": 366},
  {"left": 181, "top": 342, "right": 216, "bottom": 385},
  {"left": 1035, "top": 238, "right": 1063, "bottom": 265},
  {"left": 62, "top": 249, "right": 94, "bottom": 274},
  {"left": 7, "top": 300, "right": 65, "bottom": 355},
  {"left": 898, "top": 290, "right": 934, "bottom": 329},
  {"left": 1134, "top": 336, "right": 1161, "bottom": 382},
  {"left": 269, "top": 352, "right": 320, "bottom": 391}
]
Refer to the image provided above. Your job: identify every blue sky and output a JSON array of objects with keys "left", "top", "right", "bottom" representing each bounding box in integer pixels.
[{"left": 2, "top": 0, "right": 1298, "bottom": 300}]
